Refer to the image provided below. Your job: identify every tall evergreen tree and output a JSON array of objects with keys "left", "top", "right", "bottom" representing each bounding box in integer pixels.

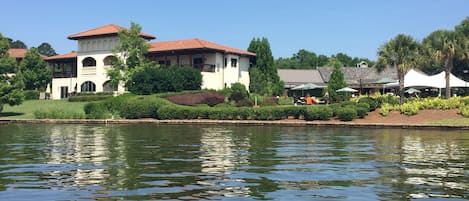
[
  {"left": 326, "top": 58, "right": 347, "bottom": 101},
  {"left": 20, "top": 48, "right": 51, "bottom": 90},
  {"left": 248, "top": 37, "right": 284, "bottom": 96},
  {"left": 0, "top": 33, "right": 24, "bottom": 111}
]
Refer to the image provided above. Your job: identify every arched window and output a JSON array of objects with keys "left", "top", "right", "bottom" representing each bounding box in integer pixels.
[
  {"left": 81, "top": 81, "right": 96, "bottom": 92},
  {"left": 103, "top": 55, "right": 117, "bottom": 66},
  {"left": 82, "top": 57, "right": 96, "bottom": 67},
  {"left": 103, "top": 80, "right": 117, "bottom": 92}
]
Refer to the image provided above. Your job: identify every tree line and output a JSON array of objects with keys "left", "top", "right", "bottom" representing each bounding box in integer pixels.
[
  {"left": 275, "top": 49, "right": 376, "bottom": 69},
  {"left": 7, "top": 38, "right": 57, "bottom": 57}
]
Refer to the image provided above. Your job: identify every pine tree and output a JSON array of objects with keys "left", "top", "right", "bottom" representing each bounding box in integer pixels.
[
  {"left": 326, "top": 58, "right": 347, "bottom": 101},
  {"left": 247, "top": 37, "right": 284, "bottom": 96}
]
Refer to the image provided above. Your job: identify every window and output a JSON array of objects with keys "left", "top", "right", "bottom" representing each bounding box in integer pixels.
[
  {"left": 224, "top": 58, "right": 227, "bottom": 67},
  {"left": 82, "top": 57, "right": 96, "bottom": 67},
  {"left": 81, "top": 81, "right": 96, "bottom": 92},
  {"left": 193, "top": 58, "right": 204, "bottom": 69},
  {"left": 231, "top": 58, "right": 238, "bottom": 67},
  {"left": 158, "top": 60, "right": 171, "bottom": 67},
  {"left": 103, "top": 56, "right": 117, "bottom": 66}
]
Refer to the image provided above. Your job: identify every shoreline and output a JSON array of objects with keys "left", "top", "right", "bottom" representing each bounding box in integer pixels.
[{"left": 1, "top": 119, "right": 467, "bottom": 130}]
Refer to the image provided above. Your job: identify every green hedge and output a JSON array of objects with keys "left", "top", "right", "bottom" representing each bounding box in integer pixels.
[
  {"left": 336, "top": 107, "right": 357, "bottom": 121},
  {"left": 69, "top": 94, "right": 113, "bottom": 102},
  {"left": 34, "top": 109, "right": 86, "bottom": 119},
  {"left": 304, "top": 106, "right": 333, "bottom": 121}
]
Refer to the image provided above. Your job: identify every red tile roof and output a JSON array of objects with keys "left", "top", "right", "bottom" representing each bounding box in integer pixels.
[
  {"left": 44, "top": 52, "right": 78, "bottom": 60},
  {"left": 7, "top": 48, "right": 28, "bottom": 58},
  {"left": 148, "top": 38, "right": 255, "bottom": 56},
  {"left": 68, "top": 24, "right": 155, "bottom": 40}
]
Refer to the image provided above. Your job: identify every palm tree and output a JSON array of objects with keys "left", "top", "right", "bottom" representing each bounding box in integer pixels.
[
  {"left": 377, "top": 34, "right": 421, "bottom": 104},
  {"left": 423, "top": 30, "right": 468, "bottom": 98}
]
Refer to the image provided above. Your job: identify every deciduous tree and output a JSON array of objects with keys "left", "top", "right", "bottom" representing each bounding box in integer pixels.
[
  {"left": 0, "top": 33, "right": 24, "bottom": 111},
  {"left": 20, "top": 48, "right": 51, "bottom": 90}
]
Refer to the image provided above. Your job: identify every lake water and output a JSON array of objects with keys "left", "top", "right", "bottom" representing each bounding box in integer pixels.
[{"left": 0, "top": 124, "right": 467, "bottom": 200}]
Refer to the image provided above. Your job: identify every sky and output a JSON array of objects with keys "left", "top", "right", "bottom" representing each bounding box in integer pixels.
[{"left": 1, "top": 0, "right": 468, "bottom": 60}]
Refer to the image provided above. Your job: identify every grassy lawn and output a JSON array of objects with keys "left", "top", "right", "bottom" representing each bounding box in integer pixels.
[
  {"left": 0, "top": 100, "right": 88, "bottom": 120},
  {"left": 427, "top": 118, "right": 469, "bottom": 126}
]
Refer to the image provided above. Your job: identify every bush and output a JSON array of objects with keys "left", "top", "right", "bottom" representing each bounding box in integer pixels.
[
  {"left": 235, "top": 98, "right": 254, "bottom": 107},
  {"left": 283, "top": 106, "right": 305, "bottom": 119},
  {"left": 229, "top": 83, "right": 249, "bottom": 102},
  {"left": 355, "top": 105, "right": 369, "bottom": 118},
  {"left": 357, "top": 97, "right": 378, "bottom": 111},
  {"left": 304, "top": 106, "right": 333, "bottom": 121},
  {"left": 460, "top": 105, "right": 469, "bottom": 117},
  {"left": 34, "top": 109, "right": 85, "bottom": 119},
  {"left": 166, "top": 92, "right": 225, "bottom": 106},
  {"left": 336, "top": 106, "right": 357, "bottom": 121},
  {"left": 399, "top": 103, "right": 419, "bottom": 116},
  {"left": 84, "top": 102, "right": 111, "bottom": 119},
  {"left": 120, "top": 97, "right": 159, "bottom": 119},
  {"left": 260, "top": 97, "right": 279, "bottom": 106},
  {"left": 128, "top": 65, "right": 202, "bottom": 95},
  {"left": 24, "top": 90, "right": 40, "bottom": 100}
]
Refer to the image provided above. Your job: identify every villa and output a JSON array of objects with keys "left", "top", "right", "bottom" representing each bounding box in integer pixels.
[{"left": 45, "top": 24, "right": 255, "bottom": 99}]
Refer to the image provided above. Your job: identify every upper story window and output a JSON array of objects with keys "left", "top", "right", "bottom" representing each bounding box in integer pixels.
[
  {"left": 158, "top": 60, "right": 171, "bottom": 67},
  {"left": 224, "top": 58, "right": 228, "bottom": 67},
  {"left": 103, "top": 55, "right": 117, "bottom": 66},
  {"left": 193, "top": 58, "right": 204, "bottom": 68},
  {"left": 82, "top": 57, "right": 96, "bottom": 67},
  {"left": 231, "top": 58, "right": 238, "bottom": 67}
]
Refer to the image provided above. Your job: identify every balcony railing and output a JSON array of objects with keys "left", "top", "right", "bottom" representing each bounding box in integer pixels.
[{"left": 53, "top": 71, "right": 77, "bottom": 78}]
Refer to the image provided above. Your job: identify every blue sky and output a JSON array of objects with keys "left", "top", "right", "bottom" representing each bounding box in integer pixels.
[{"left": 1, "top": 0, "right": 468, "bottom": 60}]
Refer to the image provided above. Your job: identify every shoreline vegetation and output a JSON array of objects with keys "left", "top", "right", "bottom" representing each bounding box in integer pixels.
[{"left": 1, "top": 91, "right": 468, "bottom": 129}]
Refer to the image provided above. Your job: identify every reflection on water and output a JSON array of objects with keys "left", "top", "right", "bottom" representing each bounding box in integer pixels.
[{"left": 0, "top": 124, "right": 467, "bottom": 200}]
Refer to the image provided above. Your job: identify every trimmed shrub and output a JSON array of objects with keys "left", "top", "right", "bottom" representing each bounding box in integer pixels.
[
  {"left": 229, "top": 83, "right": 249, "bottom": 102},
  {"left": 358, "top": 97, "right": 378, "bottom": 111},
  {"left": 235, "top": 98, "right": 254, "bottom": 107},
  {"left": 166, "top": 92, "right": 225, "bottom": 106},
  {"left": 460, "top": 105, "right": 469, "bottom": 117},
  {"left": 24, "top": 90, "right": 40, "bottom": 100},
  {"left": 399, "top": 103, "right": 419, "bottom": 116},
  {"left": 120, "top": 98, "right": 159, "bottom": 119},
  {"left": 260, "top": 97, "right": 279, "bottom": 106},
  {"left": 304, "top": 106, "right": 333, "bottom": 121},
  {"left": 284, "top": 106, "right": 305, "bottom": 119},
  {"left": 238, "top": 107, "right": 254, "bottom": 120},
  {"left": 69, "top": 94, "right": 113, "bottom": 102},
  {"left": 336, "top": 106, "right": 357, "bottom": 121},
  {"left": 355, "top": 105, "right": 369, "bottom": 118}
]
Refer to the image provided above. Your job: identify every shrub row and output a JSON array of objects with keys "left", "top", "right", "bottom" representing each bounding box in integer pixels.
[
  {"left": 69, "top": 94, "right": 114, "bottom": 102},
  {"left": 165, "top": 92, "right": 225, "bottom": 106},
  {"left": 379, "top": 97, "right": 468, "bottom": 116},
  {"left": 34, "top": 109, "right": 86, "bottom": 119}
]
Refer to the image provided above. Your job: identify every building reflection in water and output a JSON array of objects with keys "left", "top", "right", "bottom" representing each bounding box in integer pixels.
[
  {"left": 46, "top": 125, "right": 116, "bottom": 187},
  {"left": 401, "top": 134, "right": 467, "bottom": 198},
  {"left": 199, "top": 127, "right": 251, "bottom": 197}
]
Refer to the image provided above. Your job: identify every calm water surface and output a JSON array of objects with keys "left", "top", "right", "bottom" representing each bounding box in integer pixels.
[{"left": 0, "top": 124, "right": 468, "bottom": 200}]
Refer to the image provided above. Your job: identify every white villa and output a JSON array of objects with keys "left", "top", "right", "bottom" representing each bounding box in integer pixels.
[{"left": 45, "top": 24, "right": 255, "bottom": 99}]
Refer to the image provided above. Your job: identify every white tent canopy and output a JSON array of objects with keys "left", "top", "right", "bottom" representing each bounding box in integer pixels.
[{"left": 385, "top": 69, "right": 469, "bottom": 88}]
